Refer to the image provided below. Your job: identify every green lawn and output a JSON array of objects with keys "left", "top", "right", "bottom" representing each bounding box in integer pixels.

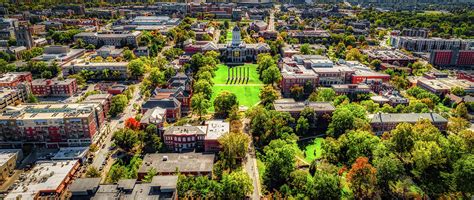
[
  {"left": 226, "top": 30, "right": 233, "bottom": 42},
  {"left": 213, "top": 64, "right": 262, "bottom": 84},
  {"left": 209, "top": 64, "right": 263, "bottom": 111},
  {"left": 304, "top": 138, "right": 324, "bottom": 163}
]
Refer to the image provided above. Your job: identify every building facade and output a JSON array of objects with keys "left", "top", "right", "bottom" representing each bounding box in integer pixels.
[
  {"left": 31, "top": 78, "right": 78, "bottom": 97},
  {"left": 370, "top": 113, "right": 448, "bottom": 135}
]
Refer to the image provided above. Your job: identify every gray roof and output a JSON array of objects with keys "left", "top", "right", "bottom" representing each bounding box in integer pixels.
[
  {"left": 274, "top": 101, "right": 335, "bottom": 113},
  {"left": 138, "top": 153, "right": 215, "bottom": 174},
  {"left": 117, "top": 179, "right": 136, "bottom": 191},
  {"left": 151, "top": 176, "right": 178, "bottom": 190},
  {"left": 142, "top": 98, "right": 181, "bottom": 110},
  {"left": 371, "top": 113, "right": 448, "bottom": 124},
  {"left": 68, "top": 178, "right": 101, "bottom": 193}
]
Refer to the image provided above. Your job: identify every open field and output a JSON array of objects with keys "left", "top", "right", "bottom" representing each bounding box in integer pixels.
[
  {"left": 209, "top": 64, "right": 263, "bottom": 111},
  {"left": 304, "top": 138, "right": 324, "bottom": 163}
]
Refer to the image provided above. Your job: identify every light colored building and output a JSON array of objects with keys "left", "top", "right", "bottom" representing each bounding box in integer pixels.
[
  {"left": 74, "top": 31, "right": 142, "bottom": 48},
  {"left": 0, "top": 149, "right": 21, "bottom": 184},
  {"left": 138, "top": 153, "right": 215, "bottom": 179},
  {"left": 32, "top": 46, "right": 85, "bottom": 66},
  {"left": 391, "top": 36, "right": 474, "bottom": 52},
  {"left": 63, "top": 62, "right": 129, "bottom": 79},
  {"left": 274, "top": 99, "right": 335, "bottom": 119},
  {"left": 0, "top": 84, "right": 28, "bottom": 111},
  {"left": 416, "top": 77, "right": 474, "bottom": 95},
  {"left": 5, "top": 160, "right": 80, "bottom": 200}
]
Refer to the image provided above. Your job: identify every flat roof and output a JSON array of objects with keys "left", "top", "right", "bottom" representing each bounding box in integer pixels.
[
  {"left": 5, "top": 160, "right": 78, "bottom": 200},
  {"left": 68, "top": 178, "right": 101, "bottom": 193},
  {"left": 52, "top": 147, "right": 88, "bottom": 160},
  {"left": 274, "top": 101, "right": 335, "bottom": 112},
  {"left": 205, "top": 120, "right": 229, "bottom": 140},
  {"left": 138, "top": 153, "right": 215, "bottom": 174},
  {"left": 370, "top": 113, "right": 448, "bottom": 124},
  {"left": 0, "top": 149, "right": 20, "bottom": 167}
]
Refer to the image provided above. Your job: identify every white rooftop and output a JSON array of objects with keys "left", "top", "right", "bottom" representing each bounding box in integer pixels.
[{"left": 5, "top": 160, "right": 78, "bottom": 200}]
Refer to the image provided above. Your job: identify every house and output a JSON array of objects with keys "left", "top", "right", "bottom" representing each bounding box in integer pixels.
[{"left": 142, "top": 98, "right": 181, "bottom": 122}]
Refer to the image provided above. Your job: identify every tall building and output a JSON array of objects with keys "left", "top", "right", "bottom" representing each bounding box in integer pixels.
[
  {"left": 429, "top": 50, "right": 474, "bottom": 68},
  {"left": 391, "top": 36, "right": 473, "bottom": 52},
  {"left": 14, "top": 24, "right": 33, "bottom": 49}
]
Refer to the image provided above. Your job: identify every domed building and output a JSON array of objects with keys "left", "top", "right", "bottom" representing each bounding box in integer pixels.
[{"left": 219, "top": 25, "right": 270, "bottom": 65}]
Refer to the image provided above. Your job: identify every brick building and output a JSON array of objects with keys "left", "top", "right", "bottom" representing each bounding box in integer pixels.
[
  {"left": 142, "top": 98, "right": 181, "bottom": 122},
  {"left": 370, "top": 113, "right": 448, "bottom": 135},
  {"left": 163, "top": 120, "right": 229, "bottom": 152},
  {"left": 429, "top": 50, "right": 474, "bottom": 68},
  {"left": 362, "top": 49, "right": 417, "bottom": 66},
  {"left": 138, "top": 153, "right": 215, "bottom": 179},
  {"left": 31, "top": 78, "right": 78, "bottom": 97},
  {"left": 0, "top": 72, "right": 32, "bottom": 87},
  {"left": 0, "top": 103, "right": 106, "bottom": 148}
]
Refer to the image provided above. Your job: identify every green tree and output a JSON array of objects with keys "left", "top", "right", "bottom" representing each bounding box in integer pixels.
[
  {"left": 214, "top": 91, "right": 238, "bottom": 118},
  {"left": 315, "top": 88, "right": 336, "bottom": 101},
  {"left": 141, "top": 125, "right": 162, "bottom": 153},
  {"left": 218, "top": 132, "right": 250, "bottom": 169},
  {"left": 300, "top": 43, "right": 312, "bottom": 55},
  {"left": 295, "top": 116, "right": 310, "bottom": 135},
  {"left": 191, "top": 93, "right": 210, "bottom": 120},
  {"left": 370, "top": 59, "right": 382, "bottom": 70},
  {"left": 86, "top": 166, "right": 101, "bottom": 178},
  {"left": 123, "top": 49, "right": 135, "bottom": 61},
  {"left": 454, "top": 103, "right": 468, "bottom": 119},
  {"left": 109, "top": 94, "right": 129, "bottom": 117},
  {"left": 310, "top": 171, "right": 341, "bottom": 200},
  {"left": 263, "top": 139, "right": 297, "bottom": 190},
  {"left": 451, "top": 86, "right": 466, "bottom": 96},
  {"left": 113, "top": 128, "right": 139, "bottom": 152},
  {"left": 453, "top": 155, "right": 474, "bottom": 197},
  {"left": 127, "top": 59, "right": 145, "bottom": 78},
  {"left": 262, "top": 65, "right": 281, "bottom": 86},
  {"left": 143, "top": 168, "right": 158, "bottom": 183},
  {"left": 259, "top": 85, "right": 278, "bottom": 109},
  {"left": 221, "top": 170, "right": 253, "bottom": 199},
  {"left": 193, "top": 79, "right": 213, "bottom": 100},
  {"left": 148, "top": 67, "right": 165, "bottom": 86}
]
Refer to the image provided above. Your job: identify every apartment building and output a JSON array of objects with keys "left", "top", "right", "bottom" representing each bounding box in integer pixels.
[
  {"left": 31, "top": 78, "right": 78, "bottom": 97},
  {"left": 0, "top": 103, "right": 106, "bottom": 148},
  {"left": 0, "top": 149, "right": 21, "bottom": 184},
  {"left": 138, "top": 153, "right": 215, "bottom": 179},
  {"left": 429, "top": 50, "right": 474, "bottom": 67},
  {"left": 0, "top": 84, "right": 29, "bottom": 111},
  {"left": 391, "top": 36, "right": 473, "bottom": 52}
]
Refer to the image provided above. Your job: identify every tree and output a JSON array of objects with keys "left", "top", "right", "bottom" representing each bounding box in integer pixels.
[
  {"left": 193, "top": 79, "right": 213, "bottom": 100},
  {"left": 123, "top": 49, "right": 135, "bottom": 61},
  {"left": 345, "top": 48, "right": 364, "bottom": 62},
  {"left": 221, "top": 170, "right": 253, "bottom": 199},
  {"left": 453, "top": 155, "right": 474, "bottom": 197},
  {"left": 218, "top": 132, "right": 250, "bottom": 169},
  {"left": 373, "top": 154, "right": 405, "bottom": 197},
  {"left": 143, "top": 168, "right": 157, "bottom": 183},
  {"left": 290, "top": 85, "right": 304, "bottom": 100},
  {"left": 315, "top": 88, "right": 336, "bottom": 102},
  {"left": 448, "top": 117, "right": 470, "bottom": 134},
  {"left": 262, "top": 65, "right": 281, "bottom": 86},
  {"left": 86, "top": 166, "right": 101, "bottom": 178},
  {"left": 454, "top": 103, "right": 468, "bottom": 119},
  {"left": 127, "top": 59, "right": 145, "bottom": 78},
  {"left": 259, "top": 85, "right": 278, "bottom": 108},
  {"left": 451, "top": 86, "right": 466, "bottom": 96},
  {"left": 109, "top": 94, "right": 128, "bottom": 117},
  {"left": 257, "top": 54, "right": 276, "bottom": 79},
  {"left": 0, "top": 59, "right": 15, "bottom": 73},
  {"left": 346, "top": 157, "right": 378, "bottom": 200},
  {"left": 27, "top": 92, "right": 38, "bottom": 103},
  {"left": 125, "top": 117, "right": 140, "bottom": 130},
  {"left": 310, "top": 171, "right": 341, "bottom": 200},
  {"left": 370, "top": 59, "right": 382, "bottom": 71},
  {"left": 191, "top": 93, "right": 210, "bottom": 120},
  {"left": 214, "top": 91, "right": 238, "bottom": 118},
  {"left": 296, "top": 116, "right": 310, "bottom": 135},
  {"left": 113, "top": 128, "right": 139, "bottom": 152},
  {"left": 148, "top": 68, "right": 165, "bottom": 87},
  {"left": 327, "top": 107, "right": 355, "bottom": 137},
  {"left": 263, "top": 139, "right": 297, "bottom": 190},
  {"left": 141, "top": 124, "right": 162, "bottom": 153},
  {"left": 300, "top": 43, "right": 312, "bottom": 55}
]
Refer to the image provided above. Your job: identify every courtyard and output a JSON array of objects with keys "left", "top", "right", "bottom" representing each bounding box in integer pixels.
[{"left": 209, "top": 64, "right": 263, "bottom": 111}]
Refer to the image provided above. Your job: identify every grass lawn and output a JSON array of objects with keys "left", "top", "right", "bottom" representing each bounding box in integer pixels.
[
  {"left": 226, "top": 30, "right": 233, "bottom": 42},
  {"left": 257, "top": 158, "right": 265, "bottom": 183},
  {"left": 304, "top": 138, "right": 324, "bottom": 163},
  {"left": 209, "top": 64, "right": 263, "bottom": 112}
]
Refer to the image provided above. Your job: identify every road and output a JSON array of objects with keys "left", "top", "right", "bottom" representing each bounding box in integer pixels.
[
  {"left": 267, "top": 8, "right": 275, "bottom": 32},
  {"left": 243, "top": 118, "right": 261, "bottom": 200},
  {"left": 91, "top": 84, "right": 142, "bottom": 170}
]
